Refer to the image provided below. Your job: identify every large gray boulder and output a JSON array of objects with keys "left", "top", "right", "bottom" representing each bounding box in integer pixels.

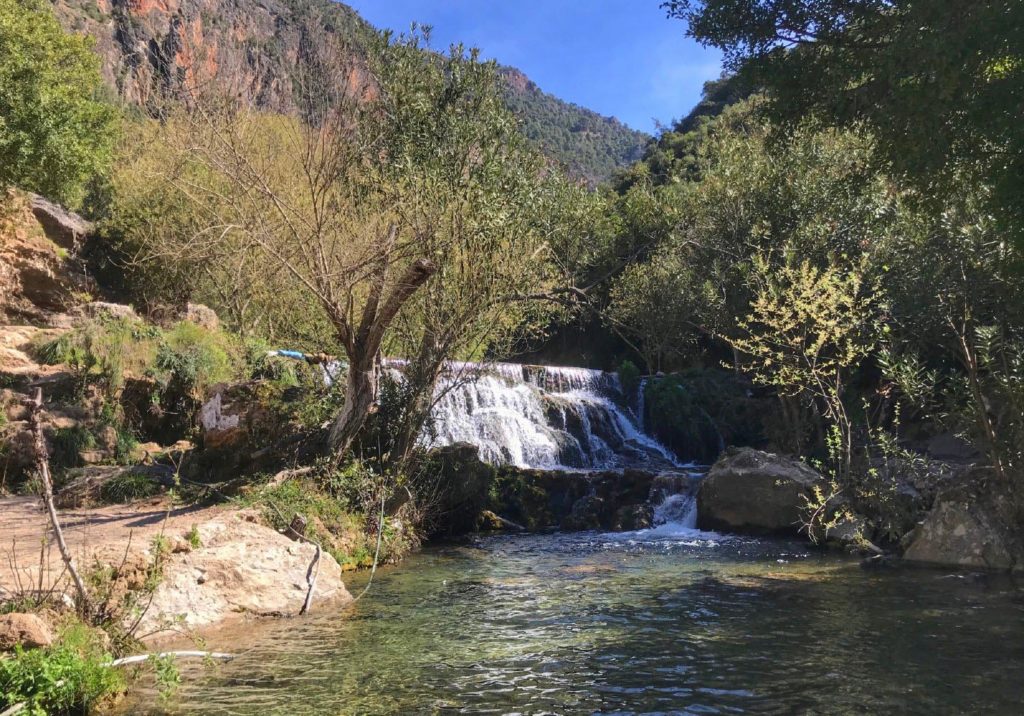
[
  {"left": 697, "top": 447, "right": 824, "bottom": 535},
  {"left": 902, "top": 468, "right": 1023, "bottom": 571}
]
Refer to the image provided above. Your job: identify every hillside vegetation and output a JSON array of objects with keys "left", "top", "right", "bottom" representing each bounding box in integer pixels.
[{"left": 53, "top": 0, "right": 648, "bottom": 183}]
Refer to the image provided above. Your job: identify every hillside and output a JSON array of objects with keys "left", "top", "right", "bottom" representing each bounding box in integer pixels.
[
  {"left": 54, "top": 0, "right": 648, "bottom": 183},
  {"left": 500, "top": 67, "right": 648, "bottom": 184}
]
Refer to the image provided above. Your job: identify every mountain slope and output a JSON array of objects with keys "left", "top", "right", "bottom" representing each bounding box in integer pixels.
[{"left": 55, "top": 0, "right": 648, "bottom": 183}]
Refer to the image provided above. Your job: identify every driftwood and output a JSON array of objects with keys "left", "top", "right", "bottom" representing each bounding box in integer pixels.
[{"left": 24, "top": 388, "right": 90, "bottom": 613}]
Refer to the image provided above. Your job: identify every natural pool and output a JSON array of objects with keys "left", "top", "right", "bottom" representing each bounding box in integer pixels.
[{"left": 120, "top": 525, "right": 1024, "bottom": 715}]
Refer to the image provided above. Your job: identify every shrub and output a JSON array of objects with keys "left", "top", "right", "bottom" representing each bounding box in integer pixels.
[
  {"left": 154, "top": 321, "right": 238, "bottom": 397},
  {"left": 98, "top": 471, "right": 161, "bottom": 503},
  {"left": 617, "top": 359, "right": 641, "bottom": 396},
  {"left": 0, "top": 622, "right": 122, "bottom": 716}
]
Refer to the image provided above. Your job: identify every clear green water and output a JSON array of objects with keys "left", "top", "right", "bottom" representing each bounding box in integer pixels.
[{"left": 122, "top": 526, "right": 1024, "bottom": 715}]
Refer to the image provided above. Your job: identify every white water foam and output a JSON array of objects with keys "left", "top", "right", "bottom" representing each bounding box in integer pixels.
[{"left": 420, "top": 362, "right": 680, "bottom": 470}]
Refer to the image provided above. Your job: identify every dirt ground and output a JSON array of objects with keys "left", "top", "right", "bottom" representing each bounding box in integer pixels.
[{"left": 0, "top": 495, "right": 227, "bottom": 599}]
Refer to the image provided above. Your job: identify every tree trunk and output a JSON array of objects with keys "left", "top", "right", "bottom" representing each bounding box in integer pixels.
[{"left": 327, "top": 353, "right": 380, "bottom": 457}]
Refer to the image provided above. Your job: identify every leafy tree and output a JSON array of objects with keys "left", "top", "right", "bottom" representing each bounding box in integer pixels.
[
  {"left": 0, "top": 0, "right": 118, "bottom": 204},
  {"left": 663, "top": 0, "right": 1024, "bottom": 243},
  {"left": 729, "top": 255, "right": 881, "bottom": 478}
]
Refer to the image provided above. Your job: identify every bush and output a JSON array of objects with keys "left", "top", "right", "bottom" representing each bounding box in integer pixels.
[
  {"left": 154, "top": 321, "right": 238, "bottom": 397},
  {"left": 0, "top": 0, "right": 120, "bottom": 205},
  {"left": 0, "top": 622, "right": 122, "bottom": 715},
  {"left": 98, "top": 471, "right": 161, "bottom": 503},
  {"left": 34, "top": 317, "right": 160, "bottom": 398},
  {"left": 617, "top": 359, "right": 641, "bottom": 396}
]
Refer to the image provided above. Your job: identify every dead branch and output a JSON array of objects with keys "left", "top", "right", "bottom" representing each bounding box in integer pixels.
[
  {"left": 24, "top": 388, "right": 90, "bottom": 614},
  {"left": 108, "top": 651, "right": 235, "bottom": 667}
]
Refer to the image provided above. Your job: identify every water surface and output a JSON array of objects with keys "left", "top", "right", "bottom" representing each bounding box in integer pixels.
[{"left": 122, "top": 526, "right": 1024, "bottom": 715}]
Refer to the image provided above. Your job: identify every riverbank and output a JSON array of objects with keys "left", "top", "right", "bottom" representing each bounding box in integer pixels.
[{"left": 0, "top": 496, "right": 351, "bottom": 644}]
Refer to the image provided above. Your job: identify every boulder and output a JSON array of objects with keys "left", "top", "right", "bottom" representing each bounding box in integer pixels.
[
  {"left": 902, "top": 469, "right": 1024, "bottom": 571},
  {"left": 181, "top": 303, "right": 220, "bottom": 331},
  {"left": 199, "top": 384, "right": 252, "bottom": 450},
  {"left": 423, "top": 443, "right": 497, "bottom": 537},
  {"left": 476, "top": 510, "right": 525, "bottom": 532},
  {"left": 0, "top": 613, "right": 54, "bottom": 651},
  {"left": 29, "top": 194, "right": 92, "bottom": 249},
  {"left": 136, "top": 510, "right": 351, "bottom": 640},
  {"left": 697, "top": 447, "right": 824, "bottom": 535},
  {"left": 1, "top": 190, "right": 94, "bottom": 321},
  {"left": 561, "top": 494, "right": 607, "bottom": 531},
  {"left": 73, "top": 301, "right": 138, "bottom": 321},
  {"left": 612, "top": 503, "right": 653, "bottom": 531}
]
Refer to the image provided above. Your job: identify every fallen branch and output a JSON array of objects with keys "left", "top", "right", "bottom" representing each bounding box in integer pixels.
[
  {"left": 351, "top": 492, "right": 385, "bottom": 603},
  {"left": 24, "top": 388, "right": 90, "bottom": 614},
  {"left": 109, "top": 651, "right": 235, "bottom": 668}
]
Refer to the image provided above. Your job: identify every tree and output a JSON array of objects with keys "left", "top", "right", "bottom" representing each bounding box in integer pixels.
[
  {"left": 606, "top": 99, "right": 897, "bottom": 372},
  {"left": 663, "top": 0, "right": 1024, "bottom": 244},
  {"left": 729, "top": 255, "right": 880, "bottom": 479},
  {"left": 0, "top": 0, "right": 118, "bottom": 204},
  {"left": 113, "top": 26, "right": 570, "bottom": 461}
]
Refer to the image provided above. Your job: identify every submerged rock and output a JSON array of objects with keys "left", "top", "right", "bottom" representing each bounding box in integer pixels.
[
  {"left": 902, "top": 468, "right": 1024, "bottom": 571},
  {"left": 696, "top": 447, "right": 824, "bottom": 536}
]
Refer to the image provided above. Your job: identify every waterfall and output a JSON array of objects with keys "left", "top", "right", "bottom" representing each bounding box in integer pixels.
[
  {"left": 421, "top": 362, "right": 680, "bottom": 470},
  {"left": 635, "top": 377, "right": 648, "bottom": 433},
  {"left": 651, "top": 492, "right": 697, "bottom": 529}
]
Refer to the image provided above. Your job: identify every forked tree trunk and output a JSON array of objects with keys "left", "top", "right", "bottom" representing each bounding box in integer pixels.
[
  {"left": 326, "top": 255, "right": 437, "bottom": 458},
  {"left": 327, "top": 353, "right": 380, "bottom": 455}
]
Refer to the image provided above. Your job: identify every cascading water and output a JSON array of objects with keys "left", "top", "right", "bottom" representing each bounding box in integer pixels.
[{"left": 421, "top": 362, "right": 680, "bottom": 470}]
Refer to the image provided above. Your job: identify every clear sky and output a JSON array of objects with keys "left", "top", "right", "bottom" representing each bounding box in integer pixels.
[{"left": 343, "top": 1, "right": 722, "bottom": 134}]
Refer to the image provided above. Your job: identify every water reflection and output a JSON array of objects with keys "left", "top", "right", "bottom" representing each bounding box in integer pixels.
[{"left": 118, "top": 529, "right": 1024, "bottom": 715}]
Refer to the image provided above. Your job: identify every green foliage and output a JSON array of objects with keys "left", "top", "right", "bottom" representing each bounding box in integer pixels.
[
  {"left": 49, "top": 425, "right": 96, "bottom": 470},
  {"left": 154, "top": 321, "right": 238, "bottom": 398},
  {"left": 98, "top": 470, "right": 160, "bottom": 503},
  {"left": 149, "top": 652, "right": 180, "bottom": 703},
  {"left": 185, "top": 524, "right": 202, "bottom": 549},
  {"left": 34, "top": 317, "right": 160, "bottom": 398},
  {"left": 665, "top": 0, "right": 1024, "bottom": 245},
  {"left": 0, "top": 622, "right": 122, "bottom": 716},
  {"left": 642, "top": 370, "right": 764, "bottom": 463},
  {"left": 498, "top": 68, "right": 649, "bottom": 184},
  {"left": 617, "top": 360, "right": 641, "bottom": 396},
  {"left": 0, "top": 0, "right": 119, "bottom": 205}
]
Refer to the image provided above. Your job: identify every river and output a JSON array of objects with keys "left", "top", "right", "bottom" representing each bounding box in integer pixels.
[{"left": 120, "top": 521, "right": 1024, "bottom": 715}]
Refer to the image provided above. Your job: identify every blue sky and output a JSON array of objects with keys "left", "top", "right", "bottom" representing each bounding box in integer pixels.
[{"left": 344, "top": 1, "right": 722, "bottom": 134}]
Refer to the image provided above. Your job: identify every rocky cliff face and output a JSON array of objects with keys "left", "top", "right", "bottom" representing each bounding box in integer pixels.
[
  {"left": 54, "top": 0, "right": 648, "bottom": 182},
  {"left": 54, "top": 0, "right": 372, "bottom": 111}
]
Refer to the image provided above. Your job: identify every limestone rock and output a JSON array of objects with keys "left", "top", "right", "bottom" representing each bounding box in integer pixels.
[
  {"left": 903, "top": 469, "right": 1023, "bottom": 571},
  {"left": 1, "top": 190, "right": 95, "bottom": 321},
  {"left": 696, "top": 447, "right": 825, "bottom": 535},
  {"left": 73, "top": 302, "right": 138, "bottom": 321},
  {"left": 137, "top": 510, "right": 351, "bottom": 640},
  {"left": 29, "top": 194, "right": 92, "bottom": 249},
  {"left": 182, "top": 302, "right": 220, "bottom": 331},
  {"left": 0, "top": 613, "right": 54, "bottom": 651}
]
